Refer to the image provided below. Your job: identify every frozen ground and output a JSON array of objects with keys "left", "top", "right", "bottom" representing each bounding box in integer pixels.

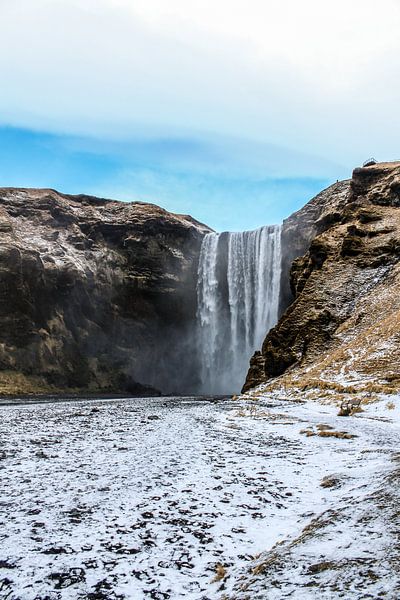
[{"left": 0, "top": 395, "right": 399, "bottom": 599}]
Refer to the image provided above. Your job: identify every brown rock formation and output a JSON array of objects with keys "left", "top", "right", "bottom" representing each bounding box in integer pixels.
[
  {"left": 244, "top": 162, "right": 400, "bottom": 397},
  {"left": 0, "top": 188, "right": 210, "bottom": 396},
  {"left": 278, "top": 179, "right": 350, "bottom": 313}
]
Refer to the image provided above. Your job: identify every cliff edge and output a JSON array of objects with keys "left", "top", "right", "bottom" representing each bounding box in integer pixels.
[
  {"left": 244, "top": 161, "right": 400, "bottom": 402},
  {"left": 0, "top": 188, "right": 210, "bottom": 396}
]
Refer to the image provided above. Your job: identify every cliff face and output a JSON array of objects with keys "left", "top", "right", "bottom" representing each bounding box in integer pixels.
[
  {"left": 278, "top": 180, "right": 351, "bottom": 313},
  {"left": 244, "top": 162, "right": 400, "bottom": 398},
  {"left": 0, "top": 188, "right": 210, "bottom": 395}
]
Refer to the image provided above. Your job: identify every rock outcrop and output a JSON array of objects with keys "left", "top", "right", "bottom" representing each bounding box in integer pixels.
[
  {"left": 0, "top": 188, "right": 210, "bottom": 395},
  {"left": 244, "top": 162, "right": 400, "bottom": 398},
  {"left": 278, "top": 179, "right": 351, "bottom": 313}
]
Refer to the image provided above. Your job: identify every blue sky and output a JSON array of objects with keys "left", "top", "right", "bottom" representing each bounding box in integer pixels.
[
  {"left": 0, "top": 126, "right": 338, "bottom": 230},
  {"left": 1, "top": 0, "right": 399, "bottom": 231}
]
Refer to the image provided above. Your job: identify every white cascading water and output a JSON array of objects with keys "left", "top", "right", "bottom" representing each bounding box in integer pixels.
[{"left": 196, "top": 225, "right": 282, "bottom": 394}]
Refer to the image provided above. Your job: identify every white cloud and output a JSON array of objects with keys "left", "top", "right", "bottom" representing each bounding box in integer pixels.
[{"left": 0, "top": 0, "right": 399, "bottom": 168}]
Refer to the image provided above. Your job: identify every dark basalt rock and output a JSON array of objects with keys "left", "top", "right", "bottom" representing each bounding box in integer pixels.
[{"left": 0, "top": 188, "right": 211, "bottom": 395}]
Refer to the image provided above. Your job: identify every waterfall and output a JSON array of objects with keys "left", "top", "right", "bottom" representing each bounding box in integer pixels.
[{"left": 196, "top": 225, "right": 282, "bottom": 394}]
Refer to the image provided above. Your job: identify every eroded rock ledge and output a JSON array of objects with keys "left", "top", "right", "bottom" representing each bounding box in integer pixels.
[
  {"left": 244, "top": 161, "right": 400, "bottom": 397},
  {"left": 0, "top": 188, "right": 210, "bottom": 396}
]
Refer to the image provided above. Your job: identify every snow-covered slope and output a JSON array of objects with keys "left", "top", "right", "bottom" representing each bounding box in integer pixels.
[{"left": 1, "top": 394, "right": 399, "bottom": 599}]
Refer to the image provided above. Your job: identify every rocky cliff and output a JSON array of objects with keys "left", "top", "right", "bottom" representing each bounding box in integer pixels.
[
  {"left": 278, "top": 179, "right": 351, "bottom": 313},
  {"left": 0, "top": 188, "right": 210, "bottom": 395},
  {"left": 244, "top": 161, "right": 400, "bottom": 401}
]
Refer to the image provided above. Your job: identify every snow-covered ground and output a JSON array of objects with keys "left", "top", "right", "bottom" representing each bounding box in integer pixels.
[{"left": 0, "top": 394, "right": 399, "bottom": 599}]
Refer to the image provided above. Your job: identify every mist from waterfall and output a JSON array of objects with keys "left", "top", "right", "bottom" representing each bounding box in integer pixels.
[{"left": 196, "top": 225, "right": 282, "bottom": 394}]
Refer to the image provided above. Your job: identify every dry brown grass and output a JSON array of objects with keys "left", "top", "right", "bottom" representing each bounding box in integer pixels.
[
  {"left": 249, "top": 509, "right": 341, "bottom": 579},
  {"left": 317, "top": 430, "right": 357, "bottom": 440},
  {"left": 211, "top": 563, "right": 227, "bottom": 583},
  {"left": 300, "top": 426, "right": 357, "bottom": 440},
  {"left": 291, "top": 377, "right": 397, "bottom": 396},
  {"left": 234, "top": 405, "right": 271, "bottom": 419},
  {"left": 261, "top": 371, "right": 399, "bottom": 409},
  {"left": 251, "top": 554, "right": 278, "bottom": 576},
  {"left": 299, "top": 379, "right": 359, "bottom": 394},
  {"left": 320, "top": 475, "right": 342, "bottom": 488},
  {"left": 0, "top": 370, "right": 55, "bottom": 395}
]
